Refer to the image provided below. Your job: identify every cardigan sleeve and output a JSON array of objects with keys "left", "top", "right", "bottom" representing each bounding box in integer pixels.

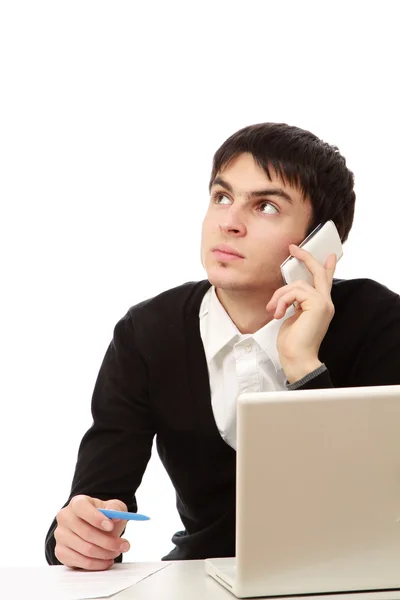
[
  {"left": 349, "top": 288, "right": 400, "bottom": 387},
  {"left": 286, "top": 364, "right": 333, "bottom": 390},
  {"left": 285, "top": 282, "right": 400, "bottom": 391},
  {"left": 45, "top": 311, "right": 156, "bottom": 565}
]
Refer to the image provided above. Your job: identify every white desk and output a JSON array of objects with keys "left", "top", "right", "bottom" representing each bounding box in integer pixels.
[
  {"left": 112, "top": 561, "right": 400, "bottom": 600},
  {"left": 115, "top": 560, "right": 233, "bottom": 599},
  {"left": 6, "top": 561, "right": 400, "bottom": 600}
]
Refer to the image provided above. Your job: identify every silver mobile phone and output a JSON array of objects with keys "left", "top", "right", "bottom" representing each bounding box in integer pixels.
[{"left": 280, "top": 220, "right": 343, "bottom": 287}]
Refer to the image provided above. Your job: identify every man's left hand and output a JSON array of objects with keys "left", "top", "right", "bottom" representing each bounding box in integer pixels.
[{"left": 266, "top": 244, "right": 337, "bottom": 384}]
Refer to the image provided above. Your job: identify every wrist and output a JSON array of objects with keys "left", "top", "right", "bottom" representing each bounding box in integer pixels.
[{"left": 281, "top": 358, "right": 323, "bottom": 385}]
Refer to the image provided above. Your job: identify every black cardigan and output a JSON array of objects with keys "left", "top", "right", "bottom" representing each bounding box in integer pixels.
[{"left": 45, "top": 277, "right": 400, "bottom": 563}]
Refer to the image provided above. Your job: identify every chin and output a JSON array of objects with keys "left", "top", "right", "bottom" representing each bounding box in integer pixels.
[
  {"left": 205, "top": 264, "right": 251, "bottom": 291},
  {"left": 205, "top": 262, "right": 282, "bottom": 293}
]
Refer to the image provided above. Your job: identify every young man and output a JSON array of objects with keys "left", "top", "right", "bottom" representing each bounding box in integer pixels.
[{"left": 45, "top": 123, "right": 400, "bottom": 570}]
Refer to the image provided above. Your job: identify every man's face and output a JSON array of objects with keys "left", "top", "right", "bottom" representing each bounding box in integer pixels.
[{"left": 201, "top": 152, "right": 313, "bottom": 293}]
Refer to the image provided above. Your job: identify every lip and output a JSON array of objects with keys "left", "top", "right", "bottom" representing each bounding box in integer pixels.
[{"left": 212, "top": 244, "right": 245, "bottom": 260}]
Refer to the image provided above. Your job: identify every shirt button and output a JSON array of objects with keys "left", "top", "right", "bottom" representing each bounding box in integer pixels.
[{"left": 246, "top": 344, "right": 252, "bottom": 352}]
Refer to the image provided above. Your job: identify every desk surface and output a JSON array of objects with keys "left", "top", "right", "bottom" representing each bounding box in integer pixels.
[
  {"left": 116, "top": 560, "right": 232, "bottom": 599},
  {"left": 113, "top": 561, "right": 400, "bottom": 600}
]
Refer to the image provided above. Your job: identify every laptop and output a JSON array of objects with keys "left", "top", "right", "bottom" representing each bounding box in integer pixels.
[{"left": 205, "top": 385, "right": 400, "bottom": 598}]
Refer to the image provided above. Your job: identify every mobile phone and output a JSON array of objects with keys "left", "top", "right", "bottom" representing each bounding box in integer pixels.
[{"left": 280, "top": 220, "right": 343, "bottom": 287}]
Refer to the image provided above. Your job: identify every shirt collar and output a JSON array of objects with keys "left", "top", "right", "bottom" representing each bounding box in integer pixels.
[
  {"left": 200, "top": 287, "right": 239, "bottom": 364},
  {"left": 252, "top": 304, "right": 294, "bottom": 371},
  {"left": 200, "top": 286, "right": 294, "bottom": 371}
]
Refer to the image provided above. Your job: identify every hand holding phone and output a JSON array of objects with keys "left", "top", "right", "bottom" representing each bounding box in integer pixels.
[
  {"left": 269, "top": 220, "right": 340, "bottom": 383},
  {"left": 280, "top": 220, "right": 343, "bottom": 287}
]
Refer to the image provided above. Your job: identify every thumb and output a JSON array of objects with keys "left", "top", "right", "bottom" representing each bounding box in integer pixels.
[
  {"left": 99, "top": 499, "right": 129, "bottom": 538},
  {"left": 104, "top": 499, "right": 128, "bottom": 512},
  {"left": 92, "top": 497, "right": 128, "bottom": 512},
  {"left": 102, "top": 499, "right": 128, "bottom": 524}
]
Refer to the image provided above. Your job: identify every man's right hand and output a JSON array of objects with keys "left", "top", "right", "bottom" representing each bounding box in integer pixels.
[{"left": 54, "top": 495, "right": 131, "bottom": 570}]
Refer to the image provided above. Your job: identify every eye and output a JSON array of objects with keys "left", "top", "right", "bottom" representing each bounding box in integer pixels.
[
  {"left": 259, "top": 201, "right": 279, "bottom": 215},
  {"left": 212, "top": 192, "right": 280, "bottom": 215},
  {"left": 213, "top": 193, "right": 231, "bottom": 205}
]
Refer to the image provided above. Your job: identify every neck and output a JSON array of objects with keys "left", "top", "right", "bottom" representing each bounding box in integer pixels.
[{"left": 215, "top": 287, "right": 275, "bottom": 334}]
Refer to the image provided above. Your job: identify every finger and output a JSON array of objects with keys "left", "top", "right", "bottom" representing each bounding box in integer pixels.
[
  {"left": 324, "top": 253, "right": 337, "bottom": 286},
  {"left": 274, "top": 289, "right": 310, "bottom": 319},
  {"left": 103, "top": 499, "right": 129, "bottom": 524},
  {"left": 55, "top": 525, "right": 125, "bottom": 561},
  {"left": 58, "top": 511, "right": 130, "bottom": 553},
  {"left": 267, "top": 280, "right": 313, "bottom": 312},
  {"left": 274, "top": 286, "right": 335, "bottom": 320},
  {"left": 55, "top": 543, "right": 115, "bottom": 571},
  {"left": 67, "top": 495, "right": 115, "bottom": 532},
  {"left": 104, "top": 499, "right": 128, "bottom": 512},
  {"left": 71, "top": 495, "right": 128, "bottom": 532},
  {"left": 288, "top": 245, "right": 332, "bottom": 294}
]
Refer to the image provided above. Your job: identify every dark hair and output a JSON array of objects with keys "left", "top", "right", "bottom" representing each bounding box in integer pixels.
[{"left": 209, "top": 123, "right": 356, "bottom": 242}]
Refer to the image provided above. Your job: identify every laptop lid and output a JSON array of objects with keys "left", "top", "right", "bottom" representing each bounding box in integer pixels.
[{"left": 234, "top": 385, "right": 400, "bottom": 598}]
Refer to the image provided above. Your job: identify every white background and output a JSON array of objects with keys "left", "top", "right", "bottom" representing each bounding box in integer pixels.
[{"left": 1, "top": 1, "right": 399, "bottom": 566}]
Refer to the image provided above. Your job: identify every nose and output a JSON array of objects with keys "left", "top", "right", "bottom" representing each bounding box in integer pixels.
[{"left": 219, "top": 206, "right": 247, "bottom": 236}]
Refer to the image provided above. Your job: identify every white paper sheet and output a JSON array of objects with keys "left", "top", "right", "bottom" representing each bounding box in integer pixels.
[{"left": 1, "top": 562, "right": 170, "bottom": 600}]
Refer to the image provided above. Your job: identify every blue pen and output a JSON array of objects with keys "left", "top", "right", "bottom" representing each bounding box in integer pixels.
[{"left": 98, "top": 508, "right": 150, "bottom": 521}]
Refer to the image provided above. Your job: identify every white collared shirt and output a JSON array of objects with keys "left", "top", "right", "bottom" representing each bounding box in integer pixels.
[{"left": 199, "top": 286, "right": 294, "bottom": 450}]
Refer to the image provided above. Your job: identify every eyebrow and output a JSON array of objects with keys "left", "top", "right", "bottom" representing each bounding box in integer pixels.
[{"left": 211, "top": 176, "right": 294, "bottom": 205}]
